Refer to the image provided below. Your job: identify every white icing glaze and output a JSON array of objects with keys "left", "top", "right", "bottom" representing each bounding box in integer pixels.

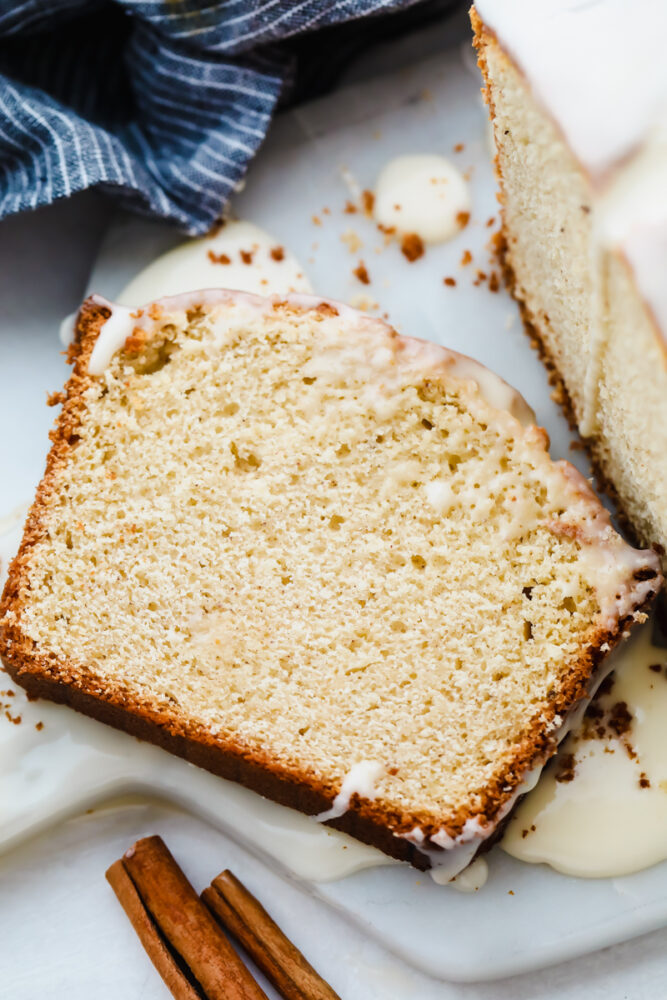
[
  {"left": 503, "top": 616, "right": 667, "bottom": 878},
  {"left": 117, "top": 220, "right": 312, "bottom": 306},
  {"left": 58, "top": 312, "right": 77, "bottom": 348},
  {"left": 87, "top": 301, "right": 136, "bottom": 375},
  {"left": 83, "top": 289, "right": 535, "bottom": 434},
  {"left": 314, "top": 761, "right": 386, "bottom": 822},
  {"left": 374, "top": 154, "right": 470, "bottom": 244},
  {"left": 446, "top": 857, "right": 489, "bottom": 892}
]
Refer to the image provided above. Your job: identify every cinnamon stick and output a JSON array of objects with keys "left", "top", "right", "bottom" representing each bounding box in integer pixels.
[
  {"left": 203, "top": 870, "right": 340, "bottom": 1000},
  {"left": 106, "top": 836, "right": 267, "bottom": 1000}
]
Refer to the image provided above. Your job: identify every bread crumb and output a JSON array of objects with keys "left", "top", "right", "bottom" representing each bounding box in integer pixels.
[
  {"left": 454, "top": 143, "right": 464, "bottom": 153},
  {"left": 207, "top": 250, "right": 231, "bottom": 265},
  {"left": 270, "top": 246, "right": 285, "bottom": 262},
  {"left": 362, "top": 190, "right": 375, "bottom": 217},
  {"left": 353, "top": 262, "right": 371, "bottom": 285},
  {"left": 486, "top": 216, "right": 496, "bottom": 228},
  {"left": 341, "top": 229, "right": 363, "bottom": 254},
  {"left": 344, "top": 200, "right": 357, "bottom": 214},
  {"left": 312, "top": 215, "right": 322, "bottom": 226},
  {"left": 443, "top": 277, "right": 456, "bottom": 287},
  {"left": 639, "top": 772, "right": 651, "bottom": 788},
  {"left": 554, "top": 752, "right": 576, "bottom": 783},
  {"left": 457, "top": 211, "right": 470, "bottom": 230},
  {"left": 489, "top": 271, "right": 500, "bottom": 293},
  {"left": 349, "top": 294, "right": 379, "bottom": 312},
  {"left": 401, "top": 233, "right": 424, "bottom": 263},
  {"left": 460, "top": 250, "right": 472, "bottom": 267},
  {"left": 240, "top": 249, "right": 254, "bottom": 265}
]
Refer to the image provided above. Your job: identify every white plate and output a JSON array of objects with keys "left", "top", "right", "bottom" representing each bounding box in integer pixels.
[{"left": 2, "top": 14, "right": 667, "bottom": 986}]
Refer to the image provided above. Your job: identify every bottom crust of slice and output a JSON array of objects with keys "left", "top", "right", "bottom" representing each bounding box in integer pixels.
[{"left": 2, "top": 656, "right": 431, "bottom": 871}]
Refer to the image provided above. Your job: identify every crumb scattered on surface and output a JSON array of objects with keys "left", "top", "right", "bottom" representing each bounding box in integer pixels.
[
  {"left": 486, "top": 216, "right": 496, "bottom": 228},
  {"left": 460, "top": 250, "right": 472, "bottom": 267},
  {"left": 639, "top": 772, "right": 651, "bottom": 789},
  {"left": 207, "top": 250, "right": 231, "bottom": 265},
  {"left": 344, "top": 200, "right": 357, "bottom": 214},
  {"left": 35, "top": 721, "right": 44, "bottom": 731},
  {"left": 554, "top": 752, "right": 576, "bottom": 783},
  {"left": 443, "top": 277, "right": 456, "bottom": 287},
  {"left": 353, "top": 262, "right": 371, "bottom": 285},
  {"left": 521, "top": 823, "right": 537, "bottom": 839},
  {"left": 401, "top": 233, "right": 424, "bottom": 262},
  {"left": 349, "top": 294, "right": 379, "bottom": 312},
  {"left": 489, "top": 271, "right": 500, "bottom": 293},
  {"left": 270, "top": 246, "right": 285, "bottom": 262},
  {"left": 341, "top": 229, "right": 363, "bottom": 254},
  {"left": 362, "top": 190, "right": 375, "bottom": 217},
  {"left": 608, "top": 701, "right": 633, "bottom": 738},
  {"left": 457, "top": 211, "right": 470, "bottom": 230},
  {"left": 322, "top": 207, "right": 331, "bottom": 215},
  {"left": 454, "top": 142, "right": 464, "bottom": 153},
  {"left": 312, "top": 215, "right": 322, "bottom": 226},
  {"left": 240, "top": 249, "right": 254, "bottom": 265}
]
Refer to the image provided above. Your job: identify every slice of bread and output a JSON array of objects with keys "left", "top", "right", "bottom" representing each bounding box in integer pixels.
[{"left": 1, "top": 291, "right": 660, "bottom": 875}]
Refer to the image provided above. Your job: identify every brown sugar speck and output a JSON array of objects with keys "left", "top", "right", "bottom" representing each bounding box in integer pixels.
[
  {"left": 460, "top": 250, "right": 472, "bottom": 267},
  {"left": 270, "top": 246, "right": 285, "bottom": 262},
  {"left": 362, "top": 190, "right": 375, "bottom": 217},
  {"left": 401, "top": 233, "right": 425, "bottom": 263},
  {"left": 454, "top": 142, "right": 464, "bottom": 153},
  {"left": 353, "top": 262, "right": 371, "bottom": 285},
  {"left": 207, "top": 250, "right": 231, "bottom": 265},
  {"left": 240, "top": 249, "right": 254, "bottom": 265},
  {"left": 639, "top": 772, "right": 651, "bottom": 789},
  {"left": 443, "top": 277, "right": 457, "bottom": 287}
]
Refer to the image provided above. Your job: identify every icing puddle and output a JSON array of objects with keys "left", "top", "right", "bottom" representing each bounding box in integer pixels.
[
  {"left": 118, "top": 220, "right": 312, "bottom": 305},
  {"left": 373, "top": 154, "right": 471, "bottom": 247},
  {"left": 503, "top": 616, "right": 667, "bottom": 877}
]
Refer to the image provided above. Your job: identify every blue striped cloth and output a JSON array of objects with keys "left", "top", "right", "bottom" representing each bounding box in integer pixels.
[{"left": 0, "top": 0, "right": 449, "bottom": 235}]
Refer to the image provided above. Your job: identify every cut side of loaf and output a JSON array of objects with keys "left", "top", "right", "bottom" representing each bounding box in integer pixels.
[
  {"left": 1, "top": 290, "right": 660, "bottom": 875},
  {"left": 472, "top": 6, "right": 667, "bottom": 577}
]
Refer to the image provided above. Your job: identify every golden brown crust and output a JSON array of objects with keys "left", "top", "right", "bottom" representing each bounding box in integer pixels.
[{"left": 0, "top": 295, "right": 659, "bottom": 871}]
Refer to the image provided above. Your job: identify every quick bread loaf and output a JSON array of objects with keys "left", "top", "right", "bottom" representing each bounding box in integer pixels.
[{"left": 1, "top": 290, "right": 660, "bottom": 877}]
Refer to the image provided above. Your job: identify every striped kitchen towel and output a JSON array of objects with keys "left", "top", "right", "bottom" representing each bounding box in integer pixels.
[{"left": 0, "top": 0, "right": 457, "bottom": 235}]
